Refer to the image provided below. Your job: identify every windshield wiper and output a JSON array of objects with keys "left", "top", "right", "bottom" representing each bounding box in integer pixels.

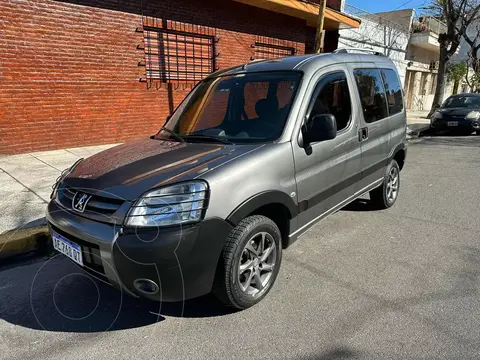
[
  {"left": 158, "top": 127, "right": 185, "bottom": 142},
  {"left": 182, "top": 134, "right": 234, "bottom": 145}
]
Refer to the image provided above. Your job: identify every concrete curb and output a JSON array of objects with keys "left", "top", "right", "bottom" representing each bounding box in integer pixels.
[
  {"left": 407, "top": 124, "right": 431, "bottom": 139},
  {"left": 0, "top": 218, "right": 50, "bottom": 261}
]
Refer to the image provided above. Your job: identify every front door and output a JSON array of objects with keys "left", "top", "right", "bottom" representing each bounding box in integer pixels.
[{"left": 292, "top": 66, "right": 362, "bottom": 233}]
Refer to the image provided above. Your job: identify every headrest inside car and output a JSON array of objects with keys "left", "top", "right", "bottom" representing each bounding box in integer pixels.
[{"left": 255, "top": 98, "right": 279, "bottom": 118}]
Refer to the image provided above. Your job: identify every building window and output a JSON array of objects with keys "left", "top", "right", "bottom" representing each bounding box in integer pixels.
[
  {"left": 353, "top": 69, "right": 388, "bottom": 123},
  {"left": 254, "top": 42, "right": 295, "bottom": 60},
  {"left": 143, "top": 27, "right": 215, "bottom": 83}
]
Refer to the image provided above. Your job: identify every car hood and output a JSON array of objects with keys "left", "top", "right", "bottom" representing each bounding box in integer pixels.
[
  {"left": 439, "top": 107, "right": 479, "bottom": 116},
  {"left": 64, "top": 138, "right": 262, "bottom": 201}
]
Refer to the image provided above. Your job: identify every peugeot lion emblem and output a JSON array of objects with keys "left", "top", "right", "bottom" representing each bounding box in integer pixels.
[{"left": 72, "top": 192, "right": 91, "bottom": 213}]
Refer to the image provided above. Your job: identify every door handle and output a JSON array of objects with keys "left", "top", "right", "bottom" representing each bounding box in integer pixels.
[{"left": 358, "top": 127, "right": 368, "bottom": 142}]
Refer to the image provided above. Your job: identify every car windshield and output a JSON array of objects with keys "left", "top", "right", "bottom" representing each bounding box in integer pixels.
[
  {"left": 155, "top": 71, "right": 302, "bottom": 144},
  {"left": 441, "top": 95, "right": 480, "bottom": 109}
]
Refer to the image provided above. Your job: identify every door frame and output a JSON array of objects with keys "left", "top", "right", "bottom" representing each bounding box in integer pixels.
[{"left": 289, "top": 62, "right": 363, "bottom": 235}]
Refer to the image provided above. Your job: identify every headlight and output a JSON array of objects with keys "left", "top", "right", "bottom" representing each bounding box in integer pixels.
[
  {"left": 51, "top": 158, "right": 83, "bottom": 199},
  {"left": 466, "top": 111, "right": 480, "bottom": 120},
  {"left": 125, "top": 181, "right": 208, "bottom": 227},
  {"left": 432, "top": 111, "right": 443, "bottom": 119}
]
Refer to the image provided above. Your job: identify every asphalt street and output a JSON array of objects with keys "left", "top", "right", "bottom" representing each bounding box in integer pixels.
[{"left": 1, "top": 134, "right": 480, "bottom": 360}]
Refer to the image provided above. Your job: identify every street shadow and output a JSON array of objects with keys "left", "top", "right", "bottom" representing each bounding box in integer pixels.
[
  {"left": 443, "top": 245, "right": 480, "bottom": 291},
  {"left": 341, "top": 197, "right": 376, "bottom": 212},
  {"left": 418, "top": 130, "right": 480, "bottom": 148},
  {"left": 288, "top": 243, "right": 480, "bottom": 352},
  {"left": 0, "top": 256, "right": 231, "bottom": 333},
  {"left": 301, "top": 347, "right": 361, "bottom": 360},
  {"left": 420, "top": 127, "right": 478, "bottom": 137}
]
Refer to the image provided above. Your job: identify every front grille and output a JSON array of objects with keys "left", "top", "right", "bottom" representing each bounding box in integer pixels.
[
  {"left": 50, "top": 224, "right": 107, "bottom": 280},
  {"left": 58, "top": 184, "right": 124, "bottom": 216}
]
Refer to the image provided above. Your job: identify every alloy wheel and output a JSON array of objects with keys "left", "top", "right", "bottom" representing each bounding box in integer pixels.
[
  {"left": 386, "top": 166, "right": 399, "bottom": 202},
  {"left": 237, "top": 232, "right": 277, "bottom": 297}
]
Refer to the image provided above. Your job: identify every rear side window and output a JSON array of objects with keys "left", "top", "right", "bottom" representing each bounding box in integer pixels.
[
  {"left": 380, "top": 69, "right": 403, "bottom": 115},
  {"left": 353, "top": 69, "right": 388, "bottom": 123}
]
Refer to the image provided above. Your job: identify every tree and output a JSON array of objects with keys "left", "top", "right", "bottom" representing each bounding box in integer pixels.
[
  {"left": 466, "top": 69, "right": 480, "bottom": 91},
  {"left": 425, "top": 0, "right": 480, "bottom": 116},
  {"left": 463, "top": 21, "right": 480, "bottom": 72},
  {"left": 462, "top": 21, "right": 480, "bottom": 91},
  {"left": 446, "top": 62, "right": 467, "bottom": 93}
]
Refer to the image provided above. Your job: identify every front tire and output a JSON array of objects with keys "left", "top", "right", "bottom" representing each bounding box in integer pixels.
[
  {"left": 213, "top": 215, "right": 282, "bottom": 310},
  {"left": 369, "top": 159, "right": 400, "bottom": 210}
]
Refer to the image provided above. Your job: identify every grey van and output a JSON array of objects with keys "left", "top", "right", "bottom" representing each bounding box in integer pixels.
[{"left": 47, "top": 50, "right": 407, "bottom": 309}]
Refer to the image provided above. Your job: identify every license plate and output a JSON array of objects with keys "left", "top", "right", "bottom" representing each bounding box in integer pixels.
[
  {"left": 447, "top": 121, "right": 458, "bottom": 126},
  {"left": 52, "top": 231, "right": 83, "bottom": 266}
]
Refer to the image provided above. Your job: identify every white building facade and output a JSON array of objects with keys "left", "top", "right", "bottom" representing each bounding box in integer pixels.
[
  {"left": 340, "top": 6, "right": 473, "bottom": 111},
  {"left": 339, "top": 7, "right": 412, "bottom": 85}
]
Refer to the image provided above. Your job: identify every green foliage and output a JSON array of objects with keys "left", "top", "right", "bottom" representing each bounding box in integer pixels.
[
  {"left": 447, "top": 62, "right": 468, "bottom": 82},
  {"left": 412, "top": 21, "right": 428, "bottom": 33}
]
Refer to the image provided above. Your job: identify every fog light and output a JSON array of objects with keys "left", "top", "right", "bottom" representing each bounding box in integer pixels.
[{"left": 133, "top": 278, "right": 159, "bottom": 295}]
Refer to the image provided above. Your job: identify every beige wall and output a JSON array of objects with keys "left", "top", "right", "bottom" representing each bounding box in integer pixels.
[
  {"left": 405, "top": 68, "right": 456, "bottom": 111},
  {"left": 372, "top": 9, "right": 414, "bottom": 29},
  {"left": 406, "top": 45, "right": 439, "bottom": 67}
]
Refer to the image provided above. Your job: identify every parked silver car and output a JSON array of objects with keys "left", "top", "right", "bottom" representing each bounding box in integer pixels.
[{"left": 47, "top": 50, "right": 407, "bottom": 309}]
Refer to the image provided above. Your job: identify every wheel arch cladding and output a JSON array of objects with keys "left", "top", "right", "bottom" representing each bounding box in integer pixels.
[
  {"left": 390, "top": 143, "right": 407, "bottom": 170},
  {"left": 226, "top": 191, "right": 297, "bottom": 249}
]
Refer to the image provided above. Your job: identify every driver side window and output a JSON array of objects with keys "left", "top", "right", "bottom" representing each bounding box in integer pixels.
[{"left": 310, "top": 72, "right": 352, "bottom": 132}]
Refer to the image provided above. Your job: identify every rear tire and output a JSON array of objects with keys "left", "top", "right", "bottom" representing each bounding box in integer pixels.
[
  {"left": 476, "top": 130, "right": 480, "bottom": 135},
  {"left": 213, "top": 215, "right": 282, "bottom": 310},
  {"left": 369, "top": 159, "right": 400, "bottom": 210}
]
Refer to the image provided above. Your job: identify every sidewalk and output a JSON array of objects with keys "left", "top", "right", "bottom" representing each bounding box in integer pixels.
[
  {"left": 407, "top": 110, "right": 430, "bottom": 136},
  {"left": 0, "top": 144, "right": 118, "bottom": 260}
]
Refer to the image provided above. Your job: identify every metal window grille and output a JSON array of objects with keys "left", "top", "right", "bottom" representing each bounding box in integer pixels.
[
  {"left": 143, "top": 27, "right": 215, "bottom": 83},
  {"left": 254, "top": 42, "right": 296, "bottom": 60}
]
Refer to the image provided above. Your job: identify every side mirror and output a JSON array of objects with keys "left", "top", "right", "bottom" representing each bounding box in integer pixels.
[{"left": 303, "top": 114, "right": 337, "bottom": 145}]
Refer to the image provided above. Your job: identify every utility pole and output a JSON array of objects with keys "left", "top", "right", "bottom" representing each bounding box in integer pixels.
[{"left": 314, "top": 0, "right": 327, "bottom": 53}]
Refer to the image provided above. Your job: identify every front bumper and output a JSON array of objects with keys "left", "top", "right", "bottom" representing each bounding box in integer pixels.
[
  {"left": 431, "top": 118, "right": 480, "bottom": 131},
  {"left": 46, "top": 200, "right": 233, "bottom": 302}
]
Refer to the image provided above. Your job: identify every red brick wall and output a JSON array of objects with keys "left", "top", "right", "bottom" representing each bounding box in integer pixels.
[{"left": 0, "top": 0, "right": 308, "bottom": 154}]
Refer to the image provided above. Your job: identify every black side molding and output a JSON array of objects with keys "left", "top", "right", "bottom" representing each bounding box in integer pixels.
[
  {"left": 227, "top": 191, "right": 298, "bottom": 226},
  {"left": 297, "top": 159, "right": 385, "bottom": 214}
]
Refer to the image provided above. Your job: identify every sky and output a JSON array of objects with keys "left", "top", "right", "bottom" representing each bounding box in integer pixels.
[{"left": 346, "top": 0, "right": 429, "bottom": 14}]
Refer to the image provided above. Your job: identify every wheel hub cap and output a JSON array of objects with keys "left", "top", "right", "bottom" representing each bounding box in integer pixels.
[
  {"left": 237, "top": 232, "right": 276, "bottom": 297},
  {"left": 386, "top": 166, "right": 399, "bottom": 202}
]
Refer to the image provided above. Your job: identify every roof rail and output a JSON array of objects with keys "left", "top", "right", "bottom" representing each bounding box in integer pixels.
[
  {"left": 333, "top": 48, "right": 386, "bottom": 57},
  {"left": 242, "top": 58, "right": 267, "bottom": 70}
]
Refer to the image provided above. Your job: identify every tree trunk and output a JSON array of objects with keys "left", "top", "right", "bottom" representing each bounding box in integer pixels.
[
  {"left": 473, "top": 55, "right": 480, "bottom": 73},
  {"left": 428, "top": 46, "right": 449, "bottom": 117},
  {"left": 452, "top": 79, "right": 459, "bottom": 94}
]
